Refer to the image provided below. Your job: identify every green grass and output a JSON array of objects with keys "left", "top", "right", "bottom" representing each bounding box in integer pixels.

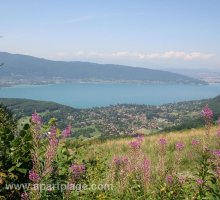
[
  {"left": 78, "top": 126, "right": 212, "bottom": 156},
  {"left": 60, "top": 125, "right": 220, "bottom": 199},
  {"left": 65, "top": 126, "right": 218, "bottom": 178}
]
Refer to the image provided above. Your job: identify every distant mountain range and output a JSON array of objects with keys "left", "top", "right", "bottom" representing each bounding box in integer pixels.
[{"left": 0, "top": 52, "right": 206, "bottom": 86}]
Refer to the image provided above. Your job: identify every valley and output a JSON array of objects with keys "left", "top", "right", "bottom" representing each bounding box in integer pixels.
[{"left": 1, "top": 95, "right": 220, "bottom": 138}]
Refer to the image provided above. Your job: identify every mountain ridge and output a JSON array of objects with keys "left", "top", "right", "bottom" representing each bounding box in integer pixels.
[{"left": 0, "top": 52, "right": 206, "bottom": 86}]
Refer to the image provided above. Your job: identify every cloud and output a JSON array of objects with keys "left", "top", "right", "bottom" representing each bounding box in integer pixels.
[
  {"left": 64, "top": 12, "right": 144, "bottom": 24},
  {"left": 65, "top": 50, "right": 215, "bottom": 61},
  {"left": 142, "top": 51, "right": 215, "bottom": 60},
  {"left": 112, "top": 51, "right": 130, "bottom": 57}
]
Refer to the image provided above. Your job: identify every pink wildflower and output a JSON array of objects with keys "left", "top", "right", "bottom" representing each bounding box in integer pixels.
[
  {"left": 142, "top": 158, "right": 150, "bottom": 170},
  {"left": 29, "top": 169, "right": 40, "bottom": 182},
  {"left": 129, "top": 140, "right": 141, "bottom": 150},
  {"left": 62, "top": 124, "right": 72, "bottom": 138},
  {"left": 196, "top": 179, "right": 204, "bottom": 185},
  {"left": 46, "top": 128, "right": 58, "bottom": 155},
  {"left": 142, "top": 158, "right": 151, "bottom": 183},
  {"left": 48, "top": 127, "right": 58, "bottom": 146},
  {"left": 70, "top": 164, "right": 85, "bottom": 179},
  {"left": 21, "top": 192, "right": 29, "bottom": 200},
  {"left": 159, "top": 138, "right": 167, "bottom": 146},
  {"left": 48, "top": 126, "right": 57, "bottom": 137},
  {"left": 31, "top": 112, "right": 42, "bottom": 125},
  {"left": 175, "top": 142, "right": 184, "bottom": 151},
  {"left": 113, "top": 157, "right": 120, "bottom": 165},
  {"left": 191, "top": 139, "right": 200, "bottom": 146},
  {"left": 113, "top": 156, "right": 129, "bottom": 166},
  {"left": 42, "top": 126, "right": 59, "bottom": 177},
  {"left": 213, "top": 150, "right": 220, "bottom": 157},
  {"left": 201, "top": 105, "right": 213, "bottom": 122},
  {"left": 178, "top": 176, "right": 185, "bottom": 184},
  {"left": 166, "top": 175, "right": 173, "bottom": 184}
]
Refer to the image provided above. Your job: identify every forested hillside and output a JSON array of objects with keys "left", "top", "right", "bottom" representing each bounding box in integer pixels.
[{"left": 1, "top": 96, "right": 220, "bottom": 138}]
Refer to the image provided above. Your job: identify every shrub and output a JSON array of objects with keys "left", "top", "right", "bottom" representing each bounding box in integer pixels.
[{"left": 0, "top": 104, "right": 32, "bottom": 199}]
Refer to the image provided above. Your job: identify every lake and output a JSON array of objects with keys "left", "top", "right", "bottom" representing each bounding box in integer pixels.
[{"left": 0, "top": 83, "right": 220, "bottom": 108}]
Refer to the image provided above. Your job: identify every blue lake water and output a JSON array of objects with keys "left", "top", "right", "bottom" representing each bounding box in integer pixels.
[{"left": 0, "top": 83, "right": 220, "bottom": 108}]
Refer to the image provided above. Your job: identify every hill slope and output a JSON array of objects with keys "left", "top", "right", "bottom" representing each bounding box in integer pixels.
[
  {"left": 1, "top": 95, "right": 220, "bottom": 137},
  {"left": 0, "top": 52, "right": 206, "bottom": 86},
  {"left": 54, "top": 125, "right": 220, "bottom": 199}
]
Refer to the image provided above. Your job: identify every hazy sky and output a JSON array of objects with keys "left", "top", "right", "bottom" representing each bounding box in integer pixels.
[{"left": 1, "top": 0, "right": 220, "bottom": 69}]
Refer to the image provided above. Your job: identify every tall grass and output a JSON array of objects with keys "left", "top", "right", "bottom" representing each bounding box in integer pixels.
[{"left": 15, "top": 106, "right": 220, "bottom": 199}]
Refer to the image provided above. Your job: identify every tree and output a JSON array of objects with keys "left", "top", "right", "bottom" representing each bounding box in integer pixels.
[{"left": 0, "top": 104, "right": 32, "bottom": 199}]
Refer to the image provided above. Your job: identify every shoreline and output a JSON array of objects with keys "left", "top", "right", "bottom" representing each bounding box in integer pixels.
[{"left": 0, "top": 80, "right": 209, "bottom": 88}]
